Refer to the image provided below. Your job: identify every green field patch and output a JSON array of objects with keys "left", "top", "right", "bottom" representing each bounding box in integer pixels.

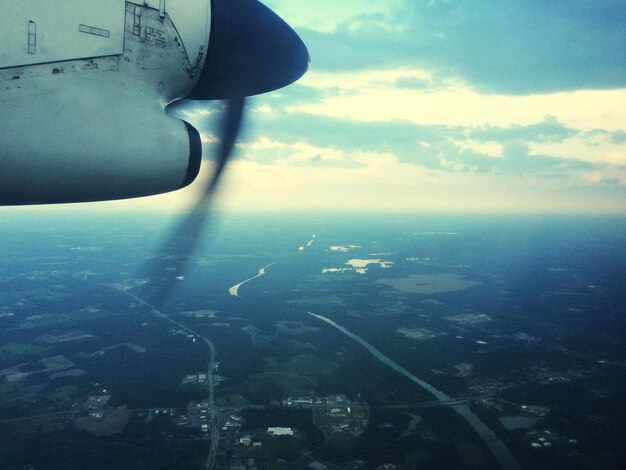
[
  {"left": 242, "top": 324, "right": 263, "bottom": 336},
  {"left": 39, "top": 355, "right": 74, "bottom": 371},
  {"left": 47, "top": 385, "right": 81, "bottom": 403},
  {"left": 17, "top": 313, "right": 71, "bottom": 330},
  {"left": 0, "top": 292, "right": 24, "bottom": 304},
  {"left": 25, "top": 288, "right": 71, "bottom": 302},
  {"left": 214, "top": 394, "right": 252, "bottom": 407},
  {"left": 264, "top": 354, "right": 337, "bottom": 376},
  {"left": 376, "top": 274, "right": 482, "bottom": 295},
  {"left": 403, "top": 449, "right": 437, "bottom": 465},
  {"left": 0, "top": 389, "right": 30, "bottom": 406},
  {"left": 274, "top": 321, "right": 320, "bottom": 336},
  {"left": 0, "top": 355, "right": 72, "bottom": 384},
  {"left": 35, "top": 332, "right": 96, "bottom": 344},
  {"left": 73, "top": 410, "right": 131, "bottom": 436},
  {"left": 274, "top": 338, "right": 317, "bottom": 351},
  {"left": 48, "top": 368, "right": 87, "bottom": 380},
  {"left": 27, "top": 413, "right": 60, "bottom": 428},
  {"left": 0, "top": 342, "right": 48, "bottom": 357},
  {"left": 94, "top": 343, "right": 147, "bottom": 355},
  {"left": 256, "top": 435, "right": 307, "bottom": 468},
  {"left": 455, "top": 441, "right": 491, "bottom": 469},
  {"left": 286, "top": 295, "right": 346, "bottom": 307},
  {"left": 315, "top": 414, "right": 366, "bottom": 429},
  {"left": 248, "top": 373, "right": 316, "bottom": 401},
  {"left": 65, "top": 308, "right": 112, "bottom": 321},
  {"left": 251, "top": 335, "right": 317, "bottom": 352},
  {"left": 327, "top": 432, "right": 358, "bottom": 452},
  {"left": 251, "top": 335, "right": 275, "bottom": 349}
]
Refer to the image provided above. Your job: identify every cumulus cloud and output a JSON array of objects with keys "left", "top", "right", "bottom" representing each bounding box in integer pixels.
[
  {"left": 159, "top": 1, "right": 626, "bottom": 214},
  {"left": 296, "top": 0, "right": 626, "bottom": 94}
]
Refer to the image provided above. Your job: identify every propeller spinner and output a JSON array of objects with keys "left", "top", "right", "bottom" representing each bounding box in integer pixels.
[{"left": 192, "top": 0, "right": 309, "bottom": 100}]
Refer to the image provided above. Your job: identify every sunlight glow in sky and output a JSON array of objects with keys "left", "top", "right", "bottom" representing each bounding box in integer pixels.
[{"left": 194, "top": 0, "right": 626, "bottom": 214}]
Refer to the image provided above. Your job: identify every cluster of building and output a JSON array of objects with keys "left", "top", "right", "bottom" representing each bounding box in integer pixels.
[
  {"left": 181, "top": 372, "right": 208, "bottom": 385},
  {"left": 84, "top": 388, "right": 111, "bottom": 420},
  {"left": 285, "top": 394, "right": 368, "bottom": 438},
  {"left": 230, "top": 417, "right": 296, "bottom": 444},
  {"left": 237, "top": 435, "right": 262, "bottom": 448},
  {"left": 527, "top": 429, "right": 577, "bottom": 450},
  {"left": 520, "top": 404, "right": 550, "bottom": 417},
  {"left": 531, "top": 367, "right": 588, "bottom": 386},
  {"left": 223, "top": 412, "right": 244, "bottom": 432},
  {"left": 468, "top": 377, "right": 515, "bottom": 395},
  {"left": 184, "top": 402, "right": 211, "bottom": 432},
  {"left": 267, "top": 427, "right": 293, "bottom": 436},
  {"left": 284, "top": 394, "right": 352, "bottom": 410},
  {"left": 477, "top": 396, "right": 505, "bottom": 412},
  {"left": 168, "top": 327, "right": 197, "bottom": 342},
  {"left": 169, "top": 402, "right": 213, "bottom": 434}
]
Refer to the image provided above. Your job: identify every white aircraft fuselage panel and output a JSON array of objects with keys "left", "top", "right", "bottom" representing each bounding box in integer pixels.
[{"left": 0, "top": 0, "right": 126, "bottom": 69}]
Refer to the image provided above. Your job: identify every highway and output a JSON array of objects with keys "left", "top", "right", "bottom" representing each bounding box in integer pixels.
[{"left": 118, "top": 289, "right": 220, "bottom": 470}]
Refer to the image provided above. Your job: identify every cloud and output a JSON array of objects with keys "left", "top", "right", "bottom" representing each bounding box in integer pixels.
[
  {"left": 291, "top": 70, "right": 626, "bottom": 130},
  {"left": 608, "top": 131, "right": 626, "bottom": 145},
  {"left": 394, "top": 76, "right": 436, "bottom": 90},
  {"left": 470, "top": 116, "right": 577, "bottom": 143},
  {"left": 601, "top": 177, "right": 621, "bottom": 185},
  {"left": 159, "top": 1, "right": 626, "bottom": 215},
  {"left": 529, "top": 132, "right": 626, "bottom": 166},
  {"left": 237, "top": 137, "right": 364, "bottom": 169},
  {"left": 263, "top": 0, "right": 405, "bottom": 34},
  {"left": 298, "top": 0, "right": 626, "bottom": 94},
  {"left": 245, "top": 96, "right": 607, "bottom": 174}
]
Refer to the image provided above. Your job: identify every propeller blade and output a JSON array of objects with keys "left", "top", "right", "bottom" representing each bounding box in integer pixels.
[
  {"left": 138, "top": 0, "right": 309, "bottom": 305},
  {"left": 201, "top": 96, "right": 245, "bottom": 200},
  {"left": 140, "top": 98, "right": 245, "bottom": 307}
]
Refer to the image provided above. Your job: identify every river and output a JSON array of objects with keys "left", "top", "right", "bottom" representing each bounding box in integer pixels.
[
  {"left": 228, "top": 263, "right": 275, "bottom": 297},
  {"left": 308, "top": 312, "right": 522, "bottom": 470}
]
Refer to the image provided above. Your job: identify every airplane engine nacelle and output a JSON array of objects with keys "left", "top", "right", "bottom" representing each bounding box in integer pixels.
[
  {"left": 0, "top": 80, "right": 201, "bottom": 205},
  {"left": 0, "top": 0, "right": 308, "bottom": 206}
]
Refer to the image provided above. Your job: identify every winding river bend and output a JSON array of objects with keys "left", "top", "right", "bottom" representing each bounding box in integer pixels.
[
  {"left": 228, "top": 263, "right": 275, "bottom": 297},
  {"left": 308, "top": 312, "right": 522, "bottom": 470}
]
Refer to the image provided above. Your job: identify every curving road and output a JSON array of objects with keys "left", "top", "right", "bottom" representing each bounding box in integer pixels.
[{"left": 117, "top": 289, "right": 220, "bottom": 470}]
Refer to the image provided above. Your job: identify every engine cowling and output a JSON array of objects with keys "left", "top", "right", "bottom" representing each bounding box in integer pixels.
[{"left": 0, "top": 78, "right": 201, "bottom": 205}]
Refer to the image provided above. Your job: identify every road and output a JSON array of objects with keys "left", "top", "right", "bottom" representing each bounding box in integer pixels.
[
  {"left": 118, "top": 289, "right": 220, "bottom": 470},
  {"left": 309, "top": 312, "right": 523, "bottom": 470}
]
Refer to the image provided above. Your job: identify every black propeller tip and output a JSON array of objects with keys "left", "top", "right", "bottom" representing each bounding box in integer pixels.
[{"left": 191, "top": 0, "right": 309, "bottom": 100}]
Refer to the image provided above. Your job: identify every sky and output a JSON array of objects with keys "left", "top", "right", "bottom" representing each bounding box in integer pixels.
[{"left": 11, "top": 0, "right": 626, "bottom": 214}]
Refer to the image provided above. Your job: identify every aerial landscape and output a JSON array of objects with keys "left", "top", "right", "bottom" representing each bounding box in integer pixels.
[
  {"left": 0, "top": 212, "right": 624, "bottom": 469},
  {"left": 2, "top": 0, "right": 626, "bottom": 469}
]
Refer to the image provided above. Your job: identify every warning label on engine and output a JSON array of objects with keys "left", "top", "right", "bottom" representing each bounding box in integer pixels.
[{"left": 143, "top": 27, "right": 167, "bottom": 48}]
